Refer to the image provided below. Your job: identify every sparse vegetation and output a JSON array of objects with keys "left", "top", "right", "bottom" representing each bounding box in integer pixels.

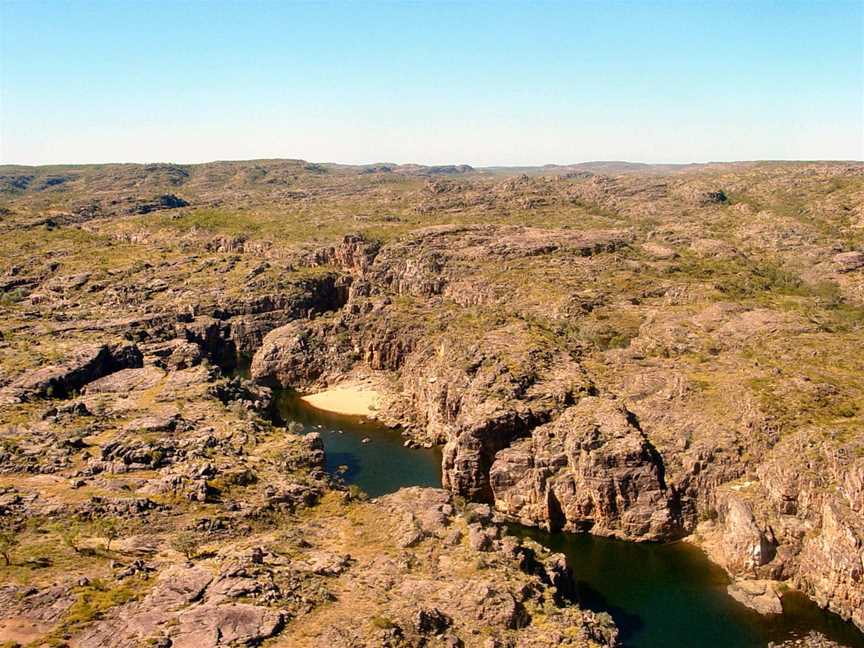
[
  {"left": 0, "top": 159, "right": 862, "bottom": 645},
  {"left": 92, "top": 518, "right": 121, "bottom": 553},
  {"left": 52, "top": 520, "right": 83, "bottom": 554},
  {"left": 0, "top": 525, "right": 19, "bottom": 566},
  {"left": 170, "top": 531, "right": 200, "bottom": 561}
]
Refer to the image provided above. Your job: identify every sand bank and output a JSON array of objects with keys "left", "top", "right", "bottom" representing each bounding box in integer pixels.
[{"left": 300, "top": 384, "right": 382, "bottom": 416}]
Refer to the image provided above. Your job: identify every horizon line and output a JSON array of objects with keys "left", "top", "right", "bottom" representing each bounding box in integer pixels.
[{"left": 2, "top": 157, "right": 863, "bottom": 169}]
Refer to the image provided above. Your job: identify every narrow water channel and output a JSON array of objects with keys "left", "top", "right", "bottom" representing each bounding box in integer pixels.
[
  {"left": 253, "top": 371, "right": 864, "bottom": 647},
  {"left": 273, "top": 390, "right": 442, "bottom": 498}
]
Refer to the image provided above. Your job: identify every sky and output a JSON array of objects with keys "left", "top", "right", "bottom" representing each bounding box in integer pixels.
[{"left": 1, "top": 0, "right": 862, "bottom": 166}]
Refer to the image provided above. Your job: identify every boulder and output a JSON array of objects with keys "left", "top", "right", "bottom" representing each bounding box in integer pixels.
[
  {"left": 83, "top": 365, "right": 164, "bottom": 394},
  {"left": 713, "top": 495, "right": 777, "bottom": 576},
  {"left": 727, "top": 579, "right": 783, "bottom": 615},
  {"left": 832, "top": 251, "right": 864, "bottom": 273},
  {"left": 173, "top": 604, "right": 283, "bottom": 647}
]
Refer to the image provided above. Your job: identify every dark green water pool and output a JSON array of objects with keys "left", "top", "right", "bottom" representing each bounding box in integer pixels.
[
  {"left": 513, "top": 525, "right": 864, "bottom": 648},
  {"left": 253, "top": 371, "right": 863, "bottom": 647},
  {"left": 273, "top": 390, "right": 442, "bottom": 498}
]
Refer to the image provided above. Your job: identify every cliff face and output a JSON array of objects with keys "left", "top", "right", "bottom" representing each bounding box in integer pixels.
[{"left": 490, "top": 397, "right": 680, "bottom": 541}]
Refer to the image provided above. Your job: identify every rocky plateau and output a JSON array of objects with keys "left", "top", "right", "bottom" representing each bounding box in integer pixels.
[{"left": 0, "top": 159, "right": 863, "bottom": 646}]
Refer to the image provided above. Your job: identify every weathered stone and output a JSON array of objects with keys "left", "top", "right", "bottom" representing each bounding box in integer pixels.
[
  {"left": 12, "top": 343, "right": 142, "bottom": 398},
  {"left": 490, "top": 397, "right": 679, "bottom": 540},
  {"left": 84, "top": 365, "right": 164, "bottom": 394},
  {"left": 727, "top": 579, "right": 783, "bottom": 615}
]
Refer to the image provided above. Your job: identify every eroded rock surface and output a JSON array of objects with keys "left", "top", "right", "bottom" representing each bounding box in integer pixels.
[{"left": 490, "top": 397, "right": 679, "bottom": 540}]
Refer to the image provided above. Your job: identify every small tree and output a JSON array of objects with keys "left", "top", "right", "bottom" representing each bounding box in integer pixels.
[
  {"left": 171, "top": 532, "right": 199, "bottom": 562},
  {"left": 0, "top": 527, "right": 18, "bottom": 566},
  {"left": 52, "top": 520, "right": 83, "bottom": 553},
  {"left": 93, "top": 518, "right": 121, "bottom": 553}
]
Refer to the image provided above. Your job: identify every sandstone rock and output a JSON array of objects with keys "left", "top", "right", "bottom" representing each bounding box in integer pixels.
[
  {"left": 713, "top": 494, "right": 778, "bottom": 576},
  {"left": 831, "top": 251, "right": 864, "bottom": 273},
  {"left": 769, "top": 631, "right": 852, "bottom": 647},
  {"left": 130, "top": 193, "right": 189, "bottom": 214},
  {"left": 84, "top": 365, "right": 164, "bottom": 394},
  {"left": 642, "top": 242, "right": 677, "bottom": 259},
  {"left": 468, "top": 523, "right": 497, "bottom": 552},
  {"left": 727, "top": 579, "right": 783, "bottom": 615},
  {"left": 490, "top": 397, "right": 679, "bottom": 540},
  {"left": 251, "top": 320, "right": 331, "bottom": 387},
  {"left": 174, "top": 603, "right": 283, "bottom": 647},
  {"left": 12, "top": 343, "right": 142, "bottom": 398},
  {"left": 797, "top": 498, "right": 864, "bottom": 630},
  {"left": 414, "top": 606, "right": 452, "bottom": 634}
]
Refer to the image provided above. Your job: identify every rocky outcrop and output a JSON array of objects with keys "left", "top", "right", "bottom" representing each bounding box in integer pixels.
[
  {"left": 171, "top": 603, "right": 284, "bottom": 648},
  {"left": 763, "top": 437, "right": 864, "bottom": 630},
  {"left": 72, "top": 565, "right": 284, "bottom": 648},
  {"left": 129, "top": 193, "right": 189, "bottom": 215},
  {"left": 727, "top": 579, "right": 783, "bottom": 615},
  {"left": 5, "top": 162, "right": 864, "bottom": 645},
  {"left": 387, "top": 323, "right": 593, "bottom": 502},
  {"left": 691, "top": 430, "right": 864, "bottom": 630},
  {"left": 797, "top": 498, "right": 864, "bottom": 631},
  {"left": 10, "top": 343, "right": 142, "bottom": 398},
  {"left": 709, "top": 494, "right": 778, "bottom": 577},
  {"left": 490, "top": 397, "right": 680, "bottom": 540},
  {"left": 174, "top": 273, "right": 350, "bottom": 369},
  {"left": 250, "top": 318, "right": 350, "bottom": 388},
  {"left": 769, "top": 632, "right": 854, "bottom": 648},
  {"left": 84, "top": 366, "right": 165, "bottom": 394},
  {"left": 365, "top": 225, "right": 630, "bottom": 299},
  {"left": 298, "top": 487, "right": 619, "bottom": 647},
  {"left": 56, "top": 487, "right": 619, "bottom": 648},
  {"left": 832, "top": 251, "right": 864, "bottom": 273},
  {"left": 250, "top": 303, "right": 420, "bottom": 389},
  {"left": 303, "top": 234, "right": 381, "bottom": 273}
]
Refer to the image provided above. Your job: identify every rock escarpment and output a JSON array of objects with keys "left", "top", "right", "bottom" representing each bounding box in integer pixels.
[
  {"left": 692, "top": 431, "right": 864, "bottom": 630},
  {"left": 490, "top": 397, "right": 680, "bottom": 540},
  {"left": 0, "top": 327, "right": 610, "bottom": 646},
  {"left": 181, "top": 272, "right": 350, "bottom": 368},
  {"left": 7, "top": 342, "right": 142, "bottom": 400}
]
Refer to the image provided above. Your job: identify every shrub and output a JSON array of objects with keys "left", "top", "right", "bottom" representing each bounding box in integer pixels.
[
  {"left": 51, "top": 519, "right": 83, "bottom": 553},
  {"left": 92, "top": 518, "right": 121, "bottom": 552},
  {"left": 170, "top": 532, "right": 200, "bottom": 561},
  {"left": 370, "top": 615, "right": 396, "bottom": 630},
  {"left": 0, "top": 526, "right": 19, "bottom": 566}
]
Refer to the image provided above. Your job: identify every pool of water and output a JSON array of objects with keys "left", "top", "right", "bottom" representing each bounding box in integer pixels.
[
  {"left": 272, "top": 390, "right": 442, "bottom": 498},
  {"left": 512, "top": 525, "right": 864, "bottom": 648}
]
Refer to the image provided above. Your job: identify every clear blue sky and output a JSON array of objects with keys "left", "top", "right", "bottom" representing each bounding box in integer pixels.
[{"left": 1, "top": 0, "right": 862, "bottom": 166}]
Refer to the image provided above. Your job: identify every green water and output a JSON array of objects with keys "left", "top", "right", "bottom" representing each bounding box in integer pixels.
[
  {"left": 273, "top": 390, "right": 442, "bottom": 498},
  {"left": 513, "top": 526, "right": 864, "bottom": 648},
  {"left": 242, "top": 361, "right": 863, "bottom": 647}
]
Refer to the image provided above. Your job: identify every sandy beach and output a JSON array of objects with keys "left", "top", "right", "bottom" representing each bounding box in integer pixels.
[{"left": 300, "top": 383, "right": 382, "bottom": 416}]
